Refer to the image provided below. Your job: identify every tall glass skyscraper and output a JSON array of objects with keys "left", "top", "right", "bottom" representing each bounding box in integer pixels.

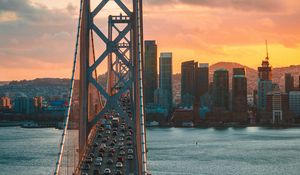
[
  {"left": 257, "top": 43, "right": 272, "bottom": 111},
  {"left": 144, "top": 40, "right": 158, "bottom": 105},
  {"left": 159, "top": 52, "right": 173, "bottom": 110},
  {"left": 232, "top": 68, "right": 247, "bottom": 112},
  {"left": 213, "top": 69, "right": 229, "bottom": 110}
]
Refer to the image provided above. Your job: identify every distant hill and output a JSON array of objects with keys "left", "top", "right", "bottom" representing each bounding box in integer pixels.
[
  {"left": 0, "top": 81, "right": 10, "bottom": 86},
  {"left": 8, "top": 78, "right": 70, "bottom": 86}
]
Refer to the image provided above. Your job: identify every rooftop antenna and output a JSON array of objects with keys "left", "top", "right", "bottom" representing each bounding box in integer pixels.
[{"left": 265, "top": 40, "right": 269, "bottom": 61}]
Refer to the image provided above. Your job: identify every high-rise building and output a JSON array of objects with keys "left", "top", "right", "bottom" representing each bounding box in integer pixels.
[
  {"left": 266, "top": 86, "right": 289, "bottom": 123},
  {"left": 232, "top": 68, "right": 247, "bottom": 112},
  {"left": 289, "top": 91, "right": 300, "bottom": 117},
  {"left": 285, "top": 73, "right": 294, "bottom": 93},
  {"left": 181, "top": 61, "right": 197, "bottom": 107},
  {"left": 144, "top": 40, "right": 158, "bottom": 104},
  {"left": 213, "top": 69, "right": 229, "bottom": 110},
  {"left": 258, "top": 41, "right": 273, "bottom": 111},
  {"left": 159, "top": 52, "right": 173, "bottom": 110},
  {"left": 13, "top": 96, "right": 35, "bottom": 114},
  {"left": 196, "top": 63, "right": 209, "bottom": 98}
]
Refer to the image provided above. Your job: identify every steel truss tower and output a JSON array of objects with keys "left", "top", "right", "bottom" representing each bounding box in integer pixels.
[{"left": 79, "top": 0, "right": 147, "bottom": 174}]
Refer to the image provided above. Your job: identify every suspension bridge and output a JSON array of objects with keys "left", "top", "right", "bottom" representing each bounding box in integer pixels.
[{"left": 53, "top": 0, "right": 149, "bottom": 174}]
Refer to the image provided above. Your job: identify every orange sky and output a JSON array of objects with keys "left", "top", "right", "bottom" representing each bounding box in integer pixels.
[{"left": 0, "top": 0, "right": 300, "bottom": 81}]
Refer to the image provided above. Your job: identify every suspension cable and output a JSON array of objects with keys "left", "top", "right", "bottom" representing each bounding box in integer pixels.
[{"left": 54, "top": 0, "right": 83, "bottom": 174}]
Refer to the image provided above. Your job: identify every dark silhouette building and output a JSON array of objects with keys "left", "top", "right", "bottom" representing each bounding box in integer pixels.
[
  {"left": 213, "top": 69, "right": 229, "bottom": 110},
  {"left": 196, "top": 63, "right": 209, "bottom": 98},
  {"left": 181, "top": 62, "right": 209, "bottom": 108},
  {"left": 144, "top": 40, "right": 158, "bottom": 104},
  {"left": 232, "top": 68, "right": 247, "bottom": 112},
  {"left": 285, "top": 73, "right": 294, "bottom": 93},
  {"left": 181, "top": 61, "right": 197, "bottom": 106}
]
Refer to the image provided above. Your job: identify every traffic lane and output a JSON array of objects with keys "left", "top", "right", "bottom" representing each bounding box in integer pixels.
[{"left": 81, "top": 116, "right": 134, "bottom": 175}]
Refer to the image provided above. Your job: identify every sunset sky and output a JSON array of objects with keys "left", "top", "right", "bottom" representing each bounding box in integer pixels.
[{"left": 0, "top": 0, "right": 300, "bottom": 81}]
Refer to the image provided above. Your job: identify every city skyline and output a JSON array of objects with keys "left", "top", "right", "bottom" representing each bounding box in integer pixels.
[{"left": 1, "top": 0, "right": 300, "bottom": 81}]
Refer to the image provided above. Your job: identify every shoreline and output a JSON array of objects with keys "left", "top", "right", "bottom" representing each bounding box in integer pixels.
[{"left": 2, "top": 120, "right": 300, "bottom": 129}]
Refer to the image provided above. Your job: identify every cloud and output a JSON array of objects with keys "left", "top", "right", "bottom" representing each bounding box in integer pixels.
[
  {"left": 0, "top": 0, "right": 77, "bottom": 71},
  {"left": 145, "top": 0, "right": 286, "bottom": 12}
]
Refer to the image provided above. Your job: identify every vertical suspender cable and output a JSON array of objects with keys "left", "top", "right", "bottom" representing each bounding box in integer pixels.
[
  {"left": 54, "top": 0, "right": 83, "bottom": 174},
  {"left": 135, "top": 0, "right": 148, "bottom": 174}
]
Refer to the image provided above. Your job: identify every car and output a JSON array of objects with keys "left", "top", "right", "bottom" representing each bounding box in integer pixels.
[
  {"left": 97, "top": 134, "right": 102, "bottom": 138},
  {"left": 107, "top": 159, "right": 114, "bottom": 165},
  {"left": 106, "top": 130, "right": 111, "bottom": 135},
  {"left": 81, "top": 163, "right": 90, "bottom": 170},
  {"left": 119, "top": 137, "right": 124, "bottom": 141},
  {"left": 126, "top": 141, "right": 132, "bottom": 146},
  {"left": 94, "top": 161, "right": 101, "bottom": 166},
  {"left": 85, "top": 157, "right": 92, "bottom": 163},
  {"left": 98, "top": 152, "right": 104, "bottom": 157},
  {"left": 115, "top": 170, "right": 122, "bottom": 175},
  {"left": 118, "top": 142, "right": 124, "bottom": 146},
  {"left": 99, "top": 127, "right": 104, "bottom": 132},
  {"left": 127, "top": 149, "right": 133, "bottom": 154},
  {"left": 93, "top": 169, "right": 101, "bottom": 175},
  {"left": 89, "top": 153, "right": 95, "bottom": 158},
  {"left": 119, "top": 150, "right": 125, "bottom": 156},
  {"left": 112, "top": 131, "right": 118, "bottom": 136},
  {"left": 117, "top": 156, "right": 124, "bottom": 163},
  {"left": 120, "top": 133, "right": 125, "bottom": 137},
  {"left": 116, "top": 162, "right": 123, "bottom": 168},
  {"left": 81, "top": 172, "right": 88, "bottom": 175},
  {"left": 96, "top": 157, "right": 103, "bottom": 162},
  {"left": 127, "top": 154, "right": 133, "bottom": 160},
  {"left": 110, "top": 142, "right": 115, "bottom": 147},
  {"left": 104, "top": 168, "right": 111, "bottom": 175},
  {"left": 119, "top": 146, "right": 125, "bottom": 150},
  {"left": 108, "top": 152, "right": 114, "bottom": 157},
  {"left": 126, "top": 136, "right": 131, "bottom": 141},
  {"left": 109, "top": 148, "right": 116, "bottom": 153},
  {"left": 102, "top": 138, "right": 108, "bottom": 143}
]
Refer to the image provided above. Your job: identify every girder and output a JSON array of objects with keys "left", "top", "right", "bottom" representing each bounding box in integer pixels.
[{"left": 77, "top": 0, "right": 147, "bottom": 174}]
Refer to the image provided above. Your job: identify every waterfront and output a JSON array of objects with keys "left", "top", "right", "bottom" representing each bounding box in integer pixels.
[{"left": 1, "top": 127, "right": 300, "bottom": 175}]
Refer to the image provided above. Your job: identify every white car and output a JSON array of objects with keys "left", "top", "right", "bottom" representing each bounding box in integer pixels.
[
  {"left": 104, "top": 168, "right": 111, "bottom": 175},
  {"left": 116, "top": 162, "right": 123, "bottom": 168},
  {"left": 94, "top": 161, "right": 101, "bottom": 166},
  {"left": 96, "top": 157, "right": 103, "bottom": 162},
  {"left": 119, "top": 150, "right": 126, "bottom": 156}
]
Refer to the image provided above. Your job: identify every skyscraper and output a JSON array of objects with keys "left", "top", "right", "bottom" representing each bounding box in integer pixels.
[
  {"left": 285, "top": 73, "right": 294, "bottom": 93},
  {"left": 196, "top": 63, "right": 209, "bottom": 98},
  {"left": 144, "top": 40, "right": 158, "bottom": 105},
  {"left": 213, "top": 69, "right": 229, "bottom": 110},
  {"left": 232, "top": 68, "right": 247, "bottom": 112},
  {"left": 289, "top": 91, "right": 300, "bottom": 117},
  {"left": 181, "top": 61, "right": 197, "bottom": 107},
  {"left": 159, "top": 52, "right": 173, "bottom": 110},
  {"left": 258, "top": 41, "right": 273, "bottom": 111}
]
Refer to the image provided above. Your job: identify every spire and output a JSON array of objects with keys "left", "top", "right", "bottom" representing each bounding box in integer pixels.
[{"left": 265, "top": 40, "right": 269, "bottom": 61}]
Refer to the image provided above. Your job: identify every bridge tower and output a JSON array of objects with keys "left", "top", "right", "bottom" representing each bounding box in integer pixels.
[{"left": 79, "top": 0, "right": 147, "bottom": 174}]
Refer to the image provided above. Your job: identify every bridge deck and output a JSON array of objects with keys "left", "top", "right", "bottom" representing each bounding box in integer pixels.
[{"left": 79, "top": 114, "right": 135, "bottom": 175}]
